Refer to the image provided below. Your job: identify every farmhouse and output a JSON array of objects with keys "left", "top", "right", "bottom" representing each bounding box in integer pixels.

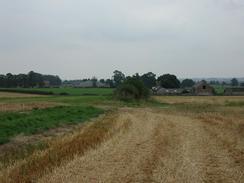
[
  {"left": 152, "top": 86, "right": 183, "bottom": 95},
  {"left": 224, "top": 87, "right": 244, "bottom": 96},
  {"left": 63, "top": 81, "right": 109, "bottom": 88},
  {"left": 192, "top": 80, "right": 214, "bottom": 96},
  {"left": 43, "top": 80, "right": 50, "bottom": 88}
]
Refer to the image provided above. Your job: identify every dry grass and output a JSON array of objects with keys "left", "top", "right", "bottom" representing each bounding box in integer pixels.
[
  {"left": 37, "top": 107, "right": 244, "bottom": 183},
  {"left": 153, "top": 95, "right": 244, "bottom": 105},
  {"left": 0, "top": 111, "right": 129, "bottom": 183},
  {"left": 38, "top": 108, "right": 163, "bottom": 183},
  {"left": 37, "top": 99, "right": 244, "bottom": 183}
]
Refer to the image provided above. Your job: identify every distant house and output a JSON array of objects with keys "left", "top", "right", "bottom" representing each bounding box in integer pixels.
[
  {"left": 152, "top": 86, "right": 183, "bottom": 95},
  {"left": 43, "top": 80, "right": 50, "bottom": 88},
  {"left": 78, "top": 80, "right": 95, "bottom": 88},
  {"left": 192, "top": 81, "right": 214, "bottom": 96},
  {"left": 224, "top": 87, "right": 244, "bottom": 96},
  {"left": 96, "top": 82, "right": 110, "bottom": 88},
  {"left": 63, "top": 80, "right": 109, "bottom": 88}
]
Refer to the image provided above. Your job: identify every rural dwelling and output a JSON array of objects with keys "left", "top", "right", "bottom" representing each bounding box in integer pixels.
[
  {"left": 192, "top": 81, "right": 214, "bottom": 96},
  {"left": 43, "top": 80, "right": 50, "bottom": 88},
  {"left": 224, "top": 87, "right": 244, "bottom": 96},
  {"left": 152, "top": 86, "right": 183, "bottom": 95},
  {"left": 78, "top": 81, "right": 94, "bottom": 88},
  {"left": 96, "top": 82, "right": 110, "bottom": 88},
  {"left": 63, "top": 80, "right": 109, "bottom": 88}
]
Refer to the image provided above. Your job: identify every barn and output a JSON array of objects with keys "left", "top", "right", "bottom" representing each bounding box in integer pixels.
[{"left": 192, "top": 81, "right": 214, "bottom": 96}]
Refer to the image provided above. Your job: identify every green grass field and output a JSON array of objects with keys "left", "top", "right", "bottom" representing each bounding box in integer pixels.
[
  {"left": 0, "top": 105, "right": 103, "bottom": 144},
  {"left": 0, "top": 86, "right": 154, "bottom": 145},
  {"left": 0, "top": 87, "right": 114, "bottom": 96},
  {"left": 0, "top": 88, "right": 114, "bottom": 145}
]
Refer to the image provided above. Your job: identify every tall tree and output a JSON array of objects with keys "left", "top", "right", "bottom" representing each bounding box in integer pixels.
[
  {"left": 181, "top": 79, "right": 195, "bottom": 88},
  {"left": 91, "top": 76, "right": 98, "bottom": 88},
  {"left": 28, "top": 71, "right": 44, "bottom": 88},
  {"left": 0, "top": 71, "right": 62, "bottom": 88},
  {"left": 0, "top": 75, "right": 6, "bottom": 87},
  {"left": 43, "top": 75, "right": 62, "bottom": 86},
  {"left": 16, "top": 74, "right": 28, "bottom": 87},
  {"left": 157, "top": 74, "right": 180, "bottom": 88},
  {"left": 115, "top": 76, "right": 150, "bottom": 100},
  {"left": 99, "top": 79, "right": 105, "bottom": 83},
  {"left": 6, "top": 73, "right": 14, "bottom": 87},
  {"left": 141, "top": 72, "right": 156, "bottom": 89},
  {"left": 105, "top": 79, "right": 114, "bottom": 88},
  {"left": 231, "top": 78, "right": 239, "bottom": 86},
  {"left": 113, "top": 70, "right": 125, "bottom": 87}
]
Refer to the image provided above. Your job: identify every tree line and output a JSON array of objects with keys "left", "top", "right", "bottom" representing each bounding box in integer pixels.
[
  {"left": 63, "top": 77, "right": 114, "bottom": 88},
  {"left": 112, "top": 70, "right": 194, "bottom": 89},
  {"left": 113, "top": 71, "right": 186, "bottom": 100},
  {"left": 0, "top": 70, "right": 242, "bottom": 89},
  {"left": 209, "top": 78, "right": 244, "bottom": 87},
  {"left": 0, "top": 71, "right": 62, "bottom": 88},
  {"left": 112, "top": 70, "right": 244, "bottom": 89}
]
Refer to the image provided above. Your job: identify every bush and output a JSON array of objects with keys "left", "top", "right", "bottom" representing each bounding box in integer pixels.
[
  {"left": 115, "top": 77, "right": 150, "bottom": 101},
  {"left": 0, "top": 88, "right": 53, "bottom": 95},
  {"left": 59, "top": 92, "right": 69, "bottom": 96}
]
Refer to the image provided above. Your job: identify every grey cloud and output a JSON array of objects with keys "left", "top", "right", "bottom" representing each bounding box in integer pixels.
[{"left": 0, "top": 0, "right": 244, "bottom": 79}]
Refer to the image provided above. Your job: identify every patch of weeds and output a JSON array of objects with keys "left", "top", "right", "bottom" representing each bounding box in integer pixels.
[{"left": 0, "top": 141, "right": 49, "bottom": 169}]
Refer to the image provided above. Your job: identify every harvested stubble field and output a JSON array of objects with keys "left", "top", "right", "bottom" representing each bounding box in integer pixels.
[{"left": 0, "top": 94, "right": 244, "bottom": 183}]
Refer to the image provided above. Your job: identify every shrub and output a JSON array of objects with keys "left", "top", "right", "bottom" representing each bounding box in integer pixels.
[
  {"left": 59, "top": 92, "right": 69, "bottom": 96},
  {"left": 115, "top": 77, "right": 150, "bottom": 101},
  {"left": 0, "top": 88, "right": 53, "bottom": 95}
]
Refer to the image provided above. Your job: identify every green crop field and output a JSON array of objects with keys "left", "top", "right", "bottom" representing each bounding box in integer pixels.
[
  {"left": 0, "top": 87, "right": 114, "bottom": 96},
  {"left": 0, "top": 89, "right": 114, "bottom": 145},
  {"left": 0, "top": 87, "right": 147, "bottom": 145},
  {"left": 0, "top": 105, "right": 103, "bottom": 144}
]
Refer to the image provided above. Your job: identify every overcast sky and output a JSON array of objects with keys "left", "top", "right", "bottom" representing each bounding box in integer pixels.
[{"left": 0, "top": 0, "right": 244, "bottom": 79}]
